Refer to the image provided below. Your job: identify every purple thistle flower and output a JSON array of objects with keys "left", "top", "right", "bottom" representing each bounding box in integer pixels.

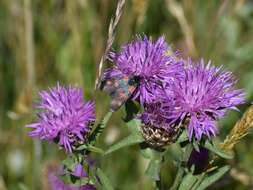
[
  {"left": 162, "top": 59, "right": 245, "bottom": 141},
  {"left": 103, "top": 35, "right": 184, "bottom": 105},
  {"left": 26, "top": 84, "right": 95, "bottom": 152}
]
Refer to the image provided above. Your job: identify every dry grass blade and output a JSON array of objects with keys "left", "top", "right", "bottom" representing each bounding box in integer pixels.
[
  {"left": 95, "top": 0, "right": 126, "bottom": 89},
  {"left": 166, "top": 0, "right": 197, "bottom": 57},
  {"left": 220, "top": 105, "right": 253, "bottom": 151}
]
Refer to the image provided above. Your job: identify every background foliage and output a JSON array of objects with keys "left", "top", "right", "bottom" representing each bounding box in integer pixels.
[{"left": 0, "top": 0, "right": 253, "bottom": 189}]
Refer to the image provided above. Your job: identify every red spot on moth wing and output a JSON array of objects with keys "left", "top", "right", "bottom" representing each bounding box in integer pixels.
[
  {"left": 106, "top": 81, "right": 112, "bottom": 85},
  {"left": 114, "top": 81, "right": 119, "bottom": 87},
  {"left": 123, "top": 76, "right": 129, "bottom": 81},
  {"left": 119, "top": 91, "right": 128, "bottom": 99},
  {"left": 128, "top": 86, "right": 136, "bottom": 93}
]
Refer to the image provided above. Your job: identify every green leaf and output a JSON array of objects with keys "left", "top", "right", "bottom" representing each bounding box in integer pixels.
[
  {"left": 104, "top": 133, "right": 144, "bottom": 155},
  {"left": 62, "top": 157, "right": 77, "bottom": 171},
  {"left": 76, "top": 144, "right": 104, "bottom": 154},
  {"left": 140, "top": 147, "right": 165, "bottom": 159},
  {"left": 142, "top": 148, "right": 164, "bottom": 181},
  {"left": 89, "top": 111, "right": 113, "bottom": 144},
  {"left": 104, "top": 118, "right": 144, "bottom": 155},
  {"left": 140, "top": 147, "right": 155, "bottom": 159},
  {"left": 178, "top": 172, "right": 198, "bottom": 190},
  {"left": 196, "top": 166, "right": 230, "bottom": 190},
  {"left": 176, "top": 130, "right": 188, "bottom": 143},
  {"left": 126, "top": 119, "right": 141, "bottom": 134},
  {"left": 170, "top": 144, "right": 194, "bottom": 190},
  {"left": 204, "top": 141, "right": 233, "bottom": 159},
  {"left": 145, "top": 159, "right": 161, "bottom": 180},
  {"left": 96, "top": 168, "right": 114, "bottom": 190},
  {"left": 167, "top": 143, "right": 182, "bottom": 160}
]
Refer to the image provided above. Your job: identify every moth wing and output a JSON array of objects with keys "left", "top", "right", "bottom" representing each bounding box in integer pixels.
[
  {"left": 109, "top": 87, "right": 129, "bottom": 111},
  {"left": 100, "top": 75, "right": 138, "bottom": 111},
  {"left": 99, "top": 77, "right": 121, "bottom": 94}
]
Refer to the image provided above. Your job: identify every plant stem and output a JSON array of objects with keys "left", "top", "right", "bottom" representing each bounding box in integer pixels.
[
  {"left": 155, "top": 172, "right": 162, "bottom": 190},
  {"left": 170, "top": 144, "right": 193, "bottom": 190},
  {"left": 154, "top": 160, "right": 162, "bottom": 190},
  {"left": 89, "top": 111, "right": 113, "bottom": 144},
  {"left": 145, "top": 152, "right": 164, "bottom": 190}
]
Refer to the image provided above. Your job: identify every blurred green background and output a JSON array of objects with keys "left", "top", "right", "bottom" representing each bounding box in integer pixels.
[{"left": 0, "top": 0, "right": 253, "bottom": 189}]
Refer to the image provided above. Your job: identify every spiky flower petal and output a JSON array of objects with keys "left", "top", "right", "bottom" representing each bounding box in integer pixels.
[
  {"left": 103, "top": 35, "right": 184, "bottom": 105},
  {"left": 26, "top": 84, "right": 95, "bottom": 152},
  {"left": 163, "top": 59, "right": 245, "bottom": 140}
]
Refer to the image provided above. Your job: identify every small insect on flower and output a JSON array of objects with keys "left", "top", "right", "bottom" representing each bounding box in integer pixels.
[
  {"left": 26, "top": 84, "right": 95, "bottom": 153},
  {"left": 100, "top": 75, "right": 140, "bottom": 111}
]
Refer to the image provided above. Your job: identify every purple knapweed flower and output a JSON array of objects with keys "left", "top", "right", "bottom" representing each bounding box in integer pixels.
[
  {"left": 26, "top": 84, "right": 95, "bottom": 152},
  {"left": 163, "top": 59, "right": 244, "bottom": 141},
  {"left": 103, "top": 35, "right": 184, "bottom": 105},
  {"left": 48, "top": 173, "right": 96, "bottom": 190}
]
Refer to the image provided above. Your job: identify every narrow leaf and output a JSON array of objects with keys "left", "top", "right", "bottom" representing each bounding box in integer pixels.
[
  {"left": 204, "top": 141, "right": 233, "bottom": 159},
  {"left": 126, "top": 119, "right": 141, "bottom": 134},
  {"left": 196, "top": 166, "right": 230, "bottom": 190},
  {"left": 62, "top": 157, "right": 76, "bottom": 171},
  {"left": 89, "top": 111, "right": 113, "bottom": 143},
  {"left": 176, "top": 130, "right": 188, "bottom": 143},
  {"left": 140, "top": 147, "right": 165, "bottom": 159},
  {"left": 104, "top": 133, "right": 144, "bottom": 155},
  {"left": 96, "top": 168, "right": 114, "bottom": 190},
  {"left": 178, "top": 172, "right": 198, "bottom": 190},
  {"left": 76, "top": 144, "right": 104, "bottom": 154}
]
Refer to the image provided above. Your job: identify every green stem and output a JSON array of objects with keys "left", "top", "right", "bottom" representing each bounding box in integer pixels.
[
  {"left": 155, "top": 172, "right": 162, "bottom": 190},
  {"left": 89, "top": 111, "right": 113, "bottom": 144},
  {"left": 145, "top": 152, "right": 164, "bottom": 190},
  {"left": 153, "top": 160, "right": 162, "bottom": 190},
  {"left": 170, "top": 144, "right": 193, "bottom": 190}
]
